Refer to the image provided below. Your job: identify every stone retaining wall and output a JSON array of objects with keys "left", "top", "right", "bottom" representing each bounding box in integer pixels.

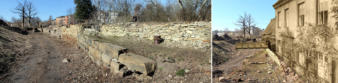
[
  {"left": 44, "top": 22, "right": 211, "bottom": 49},
  {"left": 42, "top": 22, "right": 210, "bottom": 77},
  {"left": 265, "top": 49, "right": 280, "bottom": 66},
  {"left": 99, "top": 22, "right": 211, "bottom": 49},
  {"left": 77, "top": 33, "right": 156, "bottom": 76},
  {"left": 43, "top": 25, "right": 157, "bottom": 77}
]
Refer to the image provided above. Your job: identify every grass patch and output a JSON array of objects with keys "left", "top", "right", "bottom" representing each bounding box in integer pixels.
[
  {"left": 158, "top": 67, "right": 163, "bottom": 71},
  {"left": 176, "top": 69, "right": 185, "bottom": 76},
  {"left": 235, "top": 42, "right": 268, "bottom": 49}
]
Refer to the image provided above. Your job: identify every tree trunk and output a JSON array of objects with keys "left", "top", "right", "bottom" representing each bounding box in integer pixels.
[{"left": 22, "top": 7, "right": 25, "bottom": 30}]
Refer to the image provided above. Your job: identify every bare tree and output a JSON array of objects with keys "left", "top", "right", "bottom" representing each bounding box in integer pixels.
[
  {"left": 93, "top": 0, "right": 135, "bottom": 22},
  {"left": 236, "top": 13, "right": 256, "bottom": 40},
  {"left": 165, "top": 0, "right": 177, "bottom": 21},
  {"left": 11, "top": 17, "right": 20, "bottom": 27},
  {"left": 246, "top": 13, "right": 255, "bottom": 39},
  {"left": 13, "top": 0, "right": 27, "bottom": 29},
  {"left": 236, "top": 14, "right": 247, "bottom": 40},
  {"left": 26, "top": 1, "right": 37, "bottom": 28},
  {"left": 252, "top": 26, "right": 263, "bottom": 38},
  {"left": 30, "top": 17, "right": 41, "bottom": 28},
  {"left": 91, "top": 0, "right": 209, "bottom": 23},
  {"left": 198, "top": 0, "right": 211, "bottom": 21},
  {"left": 177, "top": 0, "right": 211, "bottom": 21},
  {"left": 134, "top": 4, "right": 142, "bottom": 16}
]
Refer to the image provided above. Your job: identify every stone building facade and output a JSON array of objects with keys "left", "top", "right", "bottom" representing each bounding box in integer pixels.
[{"left": 273, "top": 0, "right": 338, "bottom": 82}]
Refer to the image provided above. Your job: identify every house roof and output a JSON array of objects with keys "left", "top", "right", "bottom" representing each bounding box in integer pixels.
[
  {"left": 273, "top": 0, "right": 292, "bottom": 9},
  {"left": 263, "top": 18, "right": 276, "bottom": 37},
  {"left": 56, "top": 16, "right": 66, "bottom": 18}
]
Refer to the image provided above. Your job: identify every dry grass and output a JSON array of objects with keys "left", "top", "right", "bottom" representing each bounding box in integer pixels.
[
  {"left": 235, "top": 42, "right": 268, "bottom": 49},
  {"left": 86, "top": 35, "right": 211, "bottom": 82}
]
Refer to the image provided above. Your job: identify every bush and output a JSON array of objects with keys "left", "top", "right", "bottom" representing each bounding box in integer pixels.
[{"left": 176, "top": 69, "right": 185, "bottom": 76}]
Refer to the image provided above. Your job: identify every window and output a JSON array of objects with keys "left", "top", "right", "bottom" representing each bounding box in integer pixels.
[
  {"left": 298, "top": 2, "right": 305, "bottom": 26},
  {"left": 278, "top": 11, "right": 281, "bottom": 28},
  {"left": 318, "top": 11, "right": 328, "bottom": 25},
  {"left": 299, "top": 15, "right": 305, "bottom": 26},
  {"left": 285, "top": 8, "right": 289, "bottom": 27},
  {"left": 318, "top": 1, "right": 328, "bottom": 25}
]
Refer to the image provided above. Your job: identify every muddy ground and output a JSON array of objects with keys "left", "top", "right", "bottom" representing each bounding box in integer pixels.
[{"left": 0, "top": 26, "right": 210, "bottom": 83}]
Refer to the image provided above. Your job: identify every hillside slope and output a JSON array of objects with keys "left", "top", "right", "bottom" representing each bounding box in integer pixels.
[{"left": 0, "top": 26, "right": 28, "bottom": 77}]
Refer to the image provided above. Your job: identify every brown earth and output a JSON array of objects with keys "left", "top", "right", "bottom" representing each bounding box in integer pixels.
[
  {"left": 212, "top": 40, "right": 298, "bottom": 83},
  {"left": 92, "top": 35, "right": 211, "bottom": 83},
  {"left": 1, "top": 32, "right": 136, "bottom": 83},
  {"left": 0, "top": 26, "right": 210, "bottom": 83}
]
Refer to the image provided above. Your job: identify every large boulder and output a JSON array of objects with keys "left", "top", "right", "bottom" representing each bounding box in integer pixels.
[{"left": 118, "top": 53, "right": 156, "bottom": 76}]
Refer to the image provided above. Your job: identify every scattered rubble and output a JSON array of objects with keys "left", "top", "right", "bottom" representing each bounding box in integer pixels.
[
  {"left": 213, "top": 48, "right": 294, "bottom": 83},
  {"left": 163, "top": 57, "right": 175, "bottom": 63},
  {"left": 62, "top": 58, "right": 70, "bottom": 63}
]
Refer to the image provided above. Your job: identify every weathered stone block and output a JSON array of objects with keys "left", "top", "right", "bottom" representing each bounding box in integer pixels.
[
  {"left": 118, "top": 53, "right": 156, "bottom": 75},
  {"left": 89, "top": 46, "right": 102, "bottom": 66},
  {"left": 110, "top": 61, "right": 120, "bottom": 73},
  {"left": 99, "top": 42, "right": 127, "bottom": 60},
  {"left": 99, "top": 42, "right": 127, "bottom": 68},
  {"left": 102, "top": 54, "right": 112, "bottom": 68}
]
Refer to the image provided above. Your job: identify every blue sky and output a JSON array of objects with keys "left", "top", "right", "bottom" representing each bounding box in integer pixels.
[
  {"left": 212, "top": 0, "right": 277, "bottom": 31},
  {"left": 0, "top": 0, "right": 76, "bottom": 22},
  {"left": 0, "top": 0, "right": 171, "bottom": 22}
]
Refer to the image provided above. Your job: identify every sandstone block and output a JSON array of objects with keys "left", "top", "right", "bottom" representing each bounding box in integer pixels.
[
  {"left": 88, "top": 46, "right": 102, "bottom": 66},
  {"left": 99, "top": 42, "right": 127, "bottom": 60},
  {"left": 102, "top": 54, "right": 112, "bottom": 68},
  {"left": 99, "top": 42, "right": 127, "bottom": 67},
  {"left": 110, "top": 61, "right": 121, "bottom": 73},
  {"left": 118, "top": 53, "right": 156, "bottom": 75}
]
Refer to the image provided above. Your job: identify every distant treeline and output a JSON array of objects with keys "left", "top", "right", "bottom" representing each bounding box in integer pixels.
[{"left": 78, "top": 0, "right": 211, "bottom": 23}]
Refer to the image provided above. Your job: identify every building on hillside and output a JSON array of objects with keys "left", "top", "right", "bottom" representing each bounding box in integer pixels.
[
  {"left": 55, "top": 16, "right": 65, "bottom": 26},
  {"left": 55, "top": 16, "right": 74, "bottom": 26},
  {"left": 273, "top": 0, "right": 338, "bottom": 82},
  {"left": 64, "top": 16, "right": 69, "bottom": 25}
]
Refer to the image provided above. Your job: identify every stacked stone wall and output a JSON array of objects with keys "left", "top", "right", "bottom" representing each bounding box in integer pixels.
[
  {"left": 42, "top": 22, "right": 210, "bottom": 77},
  {"left": 99, "top": 22, "right": 211, "bottom": 49}
]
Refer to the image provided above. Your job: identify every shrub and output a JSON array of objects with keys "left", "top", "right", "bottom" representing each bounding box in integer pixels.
[{"left": 176, "top": 69, "right": 185, "bottom": 76}]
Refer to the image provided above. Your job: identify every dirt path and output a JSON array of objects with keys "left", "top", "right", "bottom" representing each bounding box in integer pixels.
[
  {"left": 1, "top": 32, "right": 210, "bottom": 83},
  {"left": 214, "top": 49, "right": 262, "bottom": 75},
  {"left": 7, "top": 33, "right": 72, "bottom": 82},
  {"left": 2, "top": 33, "right": 134, "bottom": 83}
]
